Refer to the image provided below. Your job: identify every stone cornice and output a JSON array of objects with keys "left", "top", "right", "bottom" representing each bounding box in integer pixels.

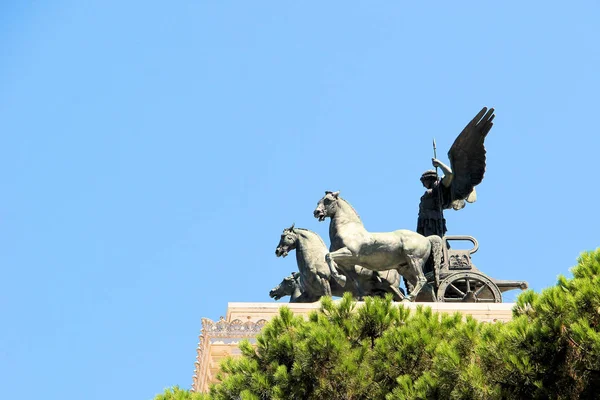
[{"left": 192, "top": 317, "right": 268, "bottom": 392}]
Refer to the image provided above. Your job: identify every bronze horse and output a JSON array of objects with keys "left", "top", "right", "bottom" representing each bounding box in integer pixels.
[
  {"left": 274, "top": 225, "right": 404, "bottom": 302},
  {"left": 314, "top": 191, "right": 442, "bottom": 301}
]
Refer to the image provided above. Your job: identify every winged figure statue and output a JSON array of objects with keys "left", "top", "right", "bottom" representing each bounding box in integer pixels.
[{"left": 417, "top": 107, "right": 495, "bottom": 237}]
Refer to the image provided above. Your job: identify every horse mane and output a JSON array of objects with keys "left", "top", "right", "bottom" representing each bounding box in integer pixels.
[
  {"left": 339, "top": 197, "right": 362, "bottom": 222},
  {"left": 293, "top": 228, "right": 328, "bottom": 248}
]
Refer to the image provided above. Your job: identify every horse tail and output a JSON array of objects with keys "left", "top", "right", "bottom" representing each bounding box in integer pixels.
[
  {"left": 403, "top": 276, "right": 415, "bottom": 296},
  {"left": 428, "top": 236, "right": 443, "bottom": 288}
]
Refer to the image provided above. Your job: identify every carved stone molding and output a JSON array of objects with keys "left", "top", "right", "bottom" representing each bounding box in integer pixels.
[
  {"left": 203, "top": 317, "right": 268, "bottom": 336},
  {"left": 191, "top": 317, "right": 268, "bottom": 392}
]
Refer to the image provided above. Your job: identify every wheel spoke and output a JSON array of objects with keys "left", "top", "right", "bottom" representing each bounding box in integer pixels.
[
  {"left": 474, "top": 284, "right": 488, "bottom": 296},
  {"left": 443, "top": 298, "right": 464, "bottom": 302},
  {"left": 449, "top": 284, "right": 465, "bottom": 297},
  {"left": 465, "top": 278, "right": 471, "bottom": 293}
]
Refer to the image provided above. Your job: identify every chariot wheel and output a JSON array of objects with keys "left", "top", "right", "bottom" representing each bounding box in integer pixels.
[{"left": 436, "top": 272, "right": 502, "bottom": 303}]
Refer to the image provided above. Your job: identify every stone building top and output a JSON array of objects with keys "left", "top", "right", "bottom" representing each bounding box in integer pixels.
[{"left": 192, "top": 301, "right": 516, "bottom": 393}]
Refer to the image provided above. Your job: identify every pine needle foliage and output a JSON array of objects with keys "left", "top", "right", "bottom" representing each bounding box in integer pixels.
[
  {"left": 154, "top": 386, "right": 210, "bottom": 400},
  {"left": 163, "top": 248, "right": 600, "bottom": 400},
  {"left": 478, "top": 248, "right": 600, "bottom": 399}
]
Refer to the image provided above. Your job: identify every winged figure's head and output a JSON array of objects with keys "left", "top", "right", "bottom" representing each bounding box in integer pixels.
[{"left": 420, "top": 170, "right": 438, "bottom": 189}]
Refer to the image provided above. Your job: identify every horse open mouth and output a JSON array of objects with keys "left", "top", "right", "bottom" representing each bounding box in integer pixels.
[
  {"left": 313, "top": 209, "right": 326, "bottom": 221},
  {"left": 275, "top": 248, "right": 289, "bottom": 258}
]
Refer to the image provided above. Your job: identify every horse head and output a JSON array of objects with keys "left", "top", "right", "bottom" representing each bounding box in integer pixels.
[
  {"left": 269, "top": 272, "right": 299, "bottom": 300},
  {"left": 275, "top": 224, "right": 298, "bottom": 258},
  {"left": 313, "top": 191, "right": 340, "bottom": 222}
]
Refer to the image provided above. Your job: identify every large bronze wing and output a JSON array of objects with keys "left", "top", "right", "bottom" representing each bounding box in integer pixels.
[{"left": 447, "top": 107, "right": 495, "bottom": 208}]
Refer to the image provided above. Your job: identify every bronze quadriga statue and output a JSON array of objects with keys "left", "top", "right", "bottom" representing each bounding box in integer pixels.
[{"left": 270, "top": 107, "right": 528, "bottom": 303}]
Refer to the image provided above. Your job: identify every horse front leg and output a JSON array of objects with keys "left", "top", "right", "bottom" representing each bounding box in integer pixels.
[
  {"left": 320, "top": 277, "right": 332, "bottom": 297},
  {"left": 325, "top": 247, "right": 356, "bottom": 287},
  {"left": 388, "top": 285, "right": 407, "bottom": 302}
]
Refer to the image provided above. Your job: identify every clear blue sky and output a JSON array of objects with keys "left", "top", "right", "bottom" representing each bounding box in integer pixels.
[{"left": 1, "top": 1, "right": 599, "bottom": 399}]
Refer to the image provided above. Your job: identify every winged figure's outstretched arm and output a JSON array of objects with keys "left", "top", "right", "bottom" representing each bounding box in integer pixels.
[{"left": 432, "top": 157, "right": 453, "bottom": 187}]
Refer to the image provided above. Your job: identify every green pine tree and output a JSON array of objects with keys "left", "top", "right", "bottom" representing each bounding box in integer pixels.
[
  {"left": 160, "top": 248, "right": 600, "bottom": 400},
  {"left": 476, "top": 249, "right": 600, "bottom": 399},
  {"left": 154, "top": 386, "right": 210, "bottom": 400}
]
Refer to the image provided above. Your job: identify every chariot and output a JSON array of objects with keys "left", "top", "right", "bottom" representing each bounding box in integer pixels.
[{"left": 421, "top": 235, "right": 528, "bottom": 303}]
